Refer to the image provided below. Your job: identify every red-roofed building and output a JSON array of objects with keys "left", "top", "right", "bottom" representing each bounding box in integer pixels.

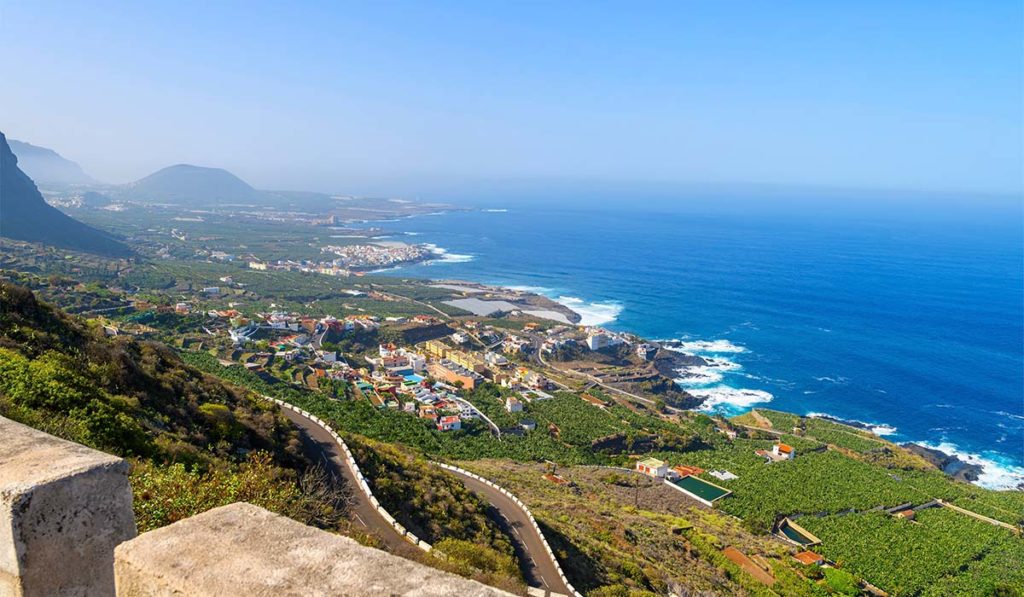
[
  {"left": 672, "top": 465, "right": 706, "bottom": 478},
  {"left": 793, "top": 551, "right": 824, "bottom": 566},
  {"left": 436, "top": 415, "right": 461, "bottom": 432},
  {"left": 772, "top": 443, "right": 795, "bottom": 460}
]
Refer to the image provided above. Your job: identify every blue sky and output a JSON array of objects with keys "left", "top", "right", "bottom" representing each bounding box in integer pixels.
[{"left": 1, "top": 1, "right": 1021, "bottom": 196}]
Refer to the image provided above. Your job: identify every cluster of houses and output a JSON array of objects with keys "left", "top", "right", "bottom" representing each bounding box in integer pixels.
[{"left": 349, "top": 338, "right": 556, "bottom": 432}]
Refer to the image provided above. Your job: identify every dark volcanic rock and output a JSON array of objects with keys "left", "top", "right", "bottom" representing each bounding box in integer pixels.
[
  {"left": 653, "top": 348, "right": 709, "bottom": 379},
  {"left": 903, "top": 443, "right": 983, "bottom": 483}
]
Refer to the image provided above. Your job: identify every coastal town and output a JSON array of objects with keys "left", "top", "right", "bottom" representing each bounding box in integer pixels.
[
  {"left": 3, "top": 227, "right": 1022, "bottom": 596},
  {"left": 127, "top": 285, "right": 662, "bottom": 436}
]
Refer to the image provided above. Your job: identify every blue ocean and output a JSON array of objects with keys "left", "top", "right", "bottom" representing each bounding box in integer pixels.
[{"left": 353, "top": 193, "right": 1024, "bottom": 489}]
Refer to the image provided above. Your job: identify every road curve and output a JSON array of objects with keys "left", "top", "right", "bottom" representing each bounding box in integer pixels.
[
  {"left": 283, "top": 405, "right": 572, "bottom": 595},
  {"left": 442, "top": 466, "right": 573, "bottom": 596},
  {"left": 280, "top": 407, "right": 422, "bottom": 559}
]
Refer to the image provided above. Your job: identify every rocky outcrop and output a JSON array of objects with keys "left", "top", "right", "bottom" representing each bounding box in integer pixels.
[{"left": 902, "top": 443, "right": 983, "bottom": 483}]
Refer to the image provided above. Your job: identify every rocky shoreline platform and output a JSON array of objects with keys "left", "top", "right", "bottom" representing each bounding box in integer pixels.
[{"left": 901, "top": 443, "right": 985, "bottom": 484}]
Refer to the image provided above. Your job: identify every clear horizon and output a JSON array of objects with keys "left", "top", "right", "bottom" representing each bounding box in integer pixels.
[{"left": 1, "top": 1, "right": 1021, "bottom": 196}]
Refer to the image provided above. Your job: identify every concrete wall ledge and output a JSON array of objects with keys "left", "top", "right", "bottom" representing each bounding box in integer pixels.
[
  {"left": 0, "top": 416, "right": 137, "bottom": 597},
  {"left": 114, "top": 503, "right": 511, "bottom": 596}
]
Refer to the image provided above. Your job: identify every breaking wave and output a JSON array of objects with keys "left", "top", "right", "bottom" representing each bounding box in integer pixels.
[
  {"left": 555, "top": 296, "right": 623, "bottom": 327},
  {"left": 916, "top": 441, "right": 1024, "bottom": 490},
  {"left": 665, "top": 339, "right": 748, "bottom": 354},
  {"left": 691, "top": 387, "right": 774, "bottom": 414},
  {"left": 675, "top": 357, "right": 743, "bottom": 387},
  {"left": 805, "top": 412, "right": 898, "bottom": 437},
  {"left": 424, "top": 244, "right": 475, "bottom": 264}
]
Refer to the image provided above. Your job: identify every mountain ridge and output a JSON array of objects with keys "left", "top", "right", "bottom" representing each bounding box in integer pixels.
[
  {"left": 9, "top": 139, "right": 97, "bottom": 186},
  {"left": 0, "top": 131, "right": 131, "bottom": 256}
]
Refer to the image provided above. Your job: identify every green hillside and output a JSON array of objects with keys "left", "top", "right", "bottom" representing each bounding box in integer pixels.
[{"left": 0, "top": 282, "right": 338, "bottom": 531}]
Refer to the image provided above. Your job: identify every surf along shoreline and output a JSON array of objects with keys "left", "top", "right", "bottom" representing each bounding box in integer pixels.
[{"left": 353, "top": 211, "right": 1023, "bottom": 492}]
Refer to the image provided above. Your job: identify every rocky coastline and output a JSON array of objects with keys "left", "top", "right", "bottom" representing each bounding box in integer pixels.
[{"left": 901, "top": 443, "right": 985, "bottom": 483}]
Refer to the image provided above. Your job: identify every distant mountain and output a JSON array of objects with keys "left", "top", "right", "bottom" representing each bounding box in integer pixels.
[
  {"left": 0, "top": 131, "right": 130, "bottom": 256},
  {"left": 123, "top": 164, "right": 262, "bottom": 205},
  {"left": 8, "top": 139, "right": 97, "bottom": 186}
]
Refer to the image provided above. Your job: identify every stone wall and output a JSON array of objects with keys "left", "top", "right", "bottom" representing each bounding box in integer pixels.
[
  {"left": 114, "top": 503, "right": 509, "bottom": 596},
  {"left": 0, "top": 416, "right": 137, "bottom": 597},
  {"left": 0, "top": 415, "right": 512, "bottom": 596}
]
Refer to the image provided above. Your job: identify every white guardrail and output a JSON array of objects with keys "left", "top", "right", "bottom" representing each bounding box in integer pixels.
[
  {"left": 269, "top": 398, "right": 581, "bottom": 596},
  {"left": 266, "top": 398, "right": 433, "bottom": 552},
  {"left": 433, "top": 462, "right": 584, "bottom": 597}
]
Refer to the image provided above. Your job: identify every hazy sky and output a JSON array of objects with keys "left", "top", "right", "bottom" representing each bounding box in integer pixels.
[{"left": 1, "top": 1, "right": 1021, "bottom": 196}]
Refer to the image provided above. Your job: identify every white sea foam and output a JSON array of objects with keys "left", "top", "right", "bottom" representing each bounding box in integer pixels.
[
  {"left": 664, "top": 339, "right": 748, "bottom": 354},
  {"left": 814, "top": 375, "right": 850, "bottom": 384},
  {"left": 915, "top": 441, "right": 1024, "bottom": 490},
  {"left": 423, "top": 244, "right": 475, "bottom": 264},
  {"left": 506, "top": 285, "right": 554, "bottom": 295},
  {"left": 483, "top": 208, "right": 509, "bottom": 213},
  {"left": 675, "top": 357, "right": 743, "bottom": 387},
  {"left": 555, "top": 295, "right": 623, "bottom": 326},
  {"left": 805, "top": 412, "right": 899, "bottom": 437},
  {"left": 675, "top": 369, "right": 725, "bottom": 386},
  {"left": 992, "top": 410, "right": 1024, "bottom": 423},
  {"left": 869, "top": 424, "right": 898, "bottom": 436},
  {"left": 690, "top": 387, "right": 773, "bottom": 413}
]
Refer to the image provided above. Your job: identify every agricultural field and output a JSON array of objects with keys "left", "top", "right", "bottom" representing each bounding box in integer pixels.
[
  {"left": 459, "top": 460, "right": 823, "bottom": 597},
  {"left": 798, "top": 508, "right": 1023, "bottom": 596}
]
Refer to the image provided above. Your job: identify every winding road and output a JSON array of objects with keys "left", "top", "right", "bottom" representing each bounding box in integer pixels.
[
  {"left": 281, "top": 406, "right": 572, "bottom": 596},
  {"left": 281, "top": 407, "right": 421, "bottom": 559},
  {"left": 443, "top": 467, "right": 573, "bottom": 596}
]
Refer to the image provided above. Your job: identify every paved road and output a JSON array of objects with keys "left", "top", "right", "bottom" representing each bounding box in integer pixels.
[
  {"left": 283, "top": 405, "right": 572, "bottom": 595},
  {"left": 442, "top": 467, "right": 573, "bottom": 596},
  {"left": 280, "top": 408, "right": 421, "bottom": 559}
]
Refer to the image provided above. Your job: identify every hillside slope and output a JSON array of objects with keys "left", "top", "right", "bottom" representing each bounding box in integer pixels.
[
  {"left": 9, "top": 138, "right": 97, "bottom": 186},
  {"left": 124, "top": 163, "right": 261, "bottom": 205},
  {"left": 0, "top": 132, "right": 130, "bottom": 256},
  {"left": 0, "top": 282, "right": 341, "bottom": 531}
]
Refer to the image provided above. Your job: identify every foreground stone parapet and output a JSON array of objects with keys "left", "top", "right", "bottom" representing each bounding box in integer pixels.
[
  {"left": 0, "top": 416, "right": 137, "bottom": 597},
  {"left": 114, "top": 503, "right": 511, "bottom": 596}
]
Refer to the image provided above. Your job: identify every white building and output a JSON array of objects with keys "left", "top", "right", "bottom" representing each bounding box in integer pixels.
[
  {"left": 636, "top": 343, "right": 656, "bottom": 360},
  {"left": 485, "top": 352, "right": 508, "bottom": 367},
  {"left": 772, "top": 443, "right": 795, "bottom": 460},
  {"left": 586, "top": 333, "right": 608, "bottom": 351},
  {"left": 505, "top": 397, "right": 523, "bottom": 413}
]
